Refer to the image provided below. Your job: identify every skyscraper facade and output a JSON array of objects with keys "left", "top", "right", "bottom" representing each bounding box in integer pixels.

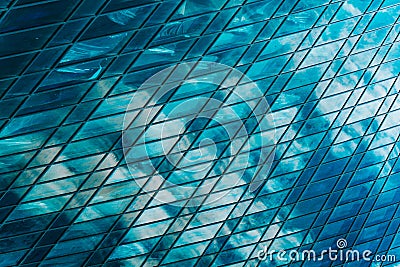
[{"left": 0, "top": 0, "right": 399, "bottom": 266}]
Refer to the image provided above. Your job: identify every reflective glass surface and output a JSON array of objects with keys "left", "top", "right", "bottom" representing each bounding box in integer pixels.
[{"left": 0, "top": 0, "right": 399, "bottom": 266}]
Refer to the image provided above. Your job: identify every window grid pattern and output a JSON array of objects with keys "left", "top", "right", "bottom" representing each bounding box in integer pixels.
[{"left": 0, "top": 0, "right": 399, "bottom": 266}]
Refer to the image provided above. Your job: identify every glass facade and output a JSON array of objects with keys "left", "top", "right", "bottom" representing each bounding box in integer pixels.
[{"left": 0, "top": 0, "right": 399, "bottom": 266}]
